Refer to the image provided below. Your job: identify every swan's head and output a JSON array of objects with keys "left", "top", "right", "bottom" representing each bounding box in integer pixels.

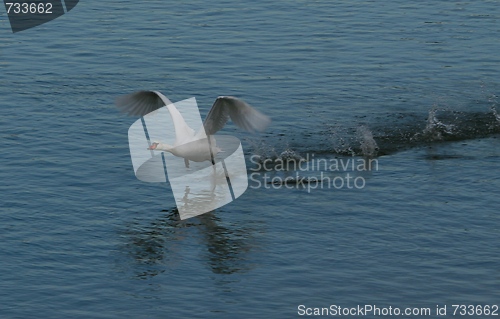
[
  {"left": 148, "top": 141, "right": 160, "bottom": 150},
  {"left": 148, "top": 141, "right": 172, "bottom": 151}
]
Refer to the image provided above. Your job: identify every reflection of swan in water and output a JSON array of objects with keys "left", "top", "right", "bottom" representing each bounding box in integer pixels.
[
  {"left": 117, "top": 184, "right": 257, "bottom": 277},
  {"left": 165, "top": 146, "right": 246, "bottom": 220},
  {"left": 197, "top": 212, "right": 256, "bottom": 275},
  {"left": 118, "top": 207, "right": 258, "bottom": 278},
  {"left": 116, "top": 90, "right": 271, "bottom": 168}
]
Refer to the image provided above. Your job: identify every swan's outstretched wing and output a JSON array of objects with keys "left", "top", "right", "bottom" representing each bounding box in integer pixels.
[
  {"left": 203, "top": 96, "right": 271, "bottom": 135},
  {"left": 115, "top": 90, "right": 172, "bottom": 116},
  {"left": 116, "top": 91, "right": 194, "bottom": 144}
]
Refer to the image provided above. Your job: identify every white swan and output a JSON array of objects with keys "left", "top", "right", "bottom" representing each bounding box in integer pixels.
[{"left": 115, "top": 91, "right": 271, "bottom": 167}]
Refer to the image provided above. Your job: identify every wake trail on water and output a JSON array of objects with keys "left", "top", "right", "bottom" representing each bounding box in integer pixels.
[{"left": 245, "top": 104, "right": 500, "bottom": 166}]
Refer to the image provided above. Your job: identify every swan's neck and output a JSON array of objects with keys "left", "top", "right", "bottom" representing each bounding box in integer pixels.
[{"left": 154, "top": 143, "right": 174, "bottom": 152}]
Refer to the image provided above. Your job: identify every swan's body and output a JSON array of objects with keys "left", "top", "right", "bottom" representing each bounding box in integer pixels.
[
  {"left": 148, "top": 137, "right": 220, "bottom": 167},
  {"left": 116, "top": 90, "right": 270, "bottom": 167}
]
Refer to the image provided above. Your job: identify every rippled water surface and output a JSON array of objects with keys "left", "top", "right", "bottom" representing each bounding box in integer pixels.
[{"left": 1, "top": 1, "right": 499, "bottom": 318}]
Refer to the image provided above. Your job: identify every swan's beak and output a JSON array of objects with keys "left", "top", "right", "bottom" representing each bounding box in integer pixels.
[{"left": 148, "top": 143, "right": 158, "bottom": 150}]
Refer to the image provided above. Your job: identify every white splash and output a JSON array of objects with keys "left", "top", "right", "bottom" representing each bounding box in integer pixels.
[
  {"left": 357, "top": 125, "right": 379, "bottom": 157},
  {"left": 421, "top": 108, "right": 455, "bottom": 140},
  {"left": 276, "top": 149, "right": 306, "bottom": 163},
  {"left": 491, "top": 106, "right": 500, "bottom": 123}
]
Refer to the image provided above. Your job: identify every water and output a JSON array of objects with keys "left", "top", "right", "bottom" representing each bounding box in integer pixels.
[{"left": 1, "top": 1, "right": 499, "bottom": 318}]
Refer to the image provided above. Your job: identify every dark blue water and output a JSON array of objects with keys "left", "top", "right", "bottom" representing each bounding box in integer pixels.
[{"left": 1, "top": 1, "right": 499, "bottom": 318}]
